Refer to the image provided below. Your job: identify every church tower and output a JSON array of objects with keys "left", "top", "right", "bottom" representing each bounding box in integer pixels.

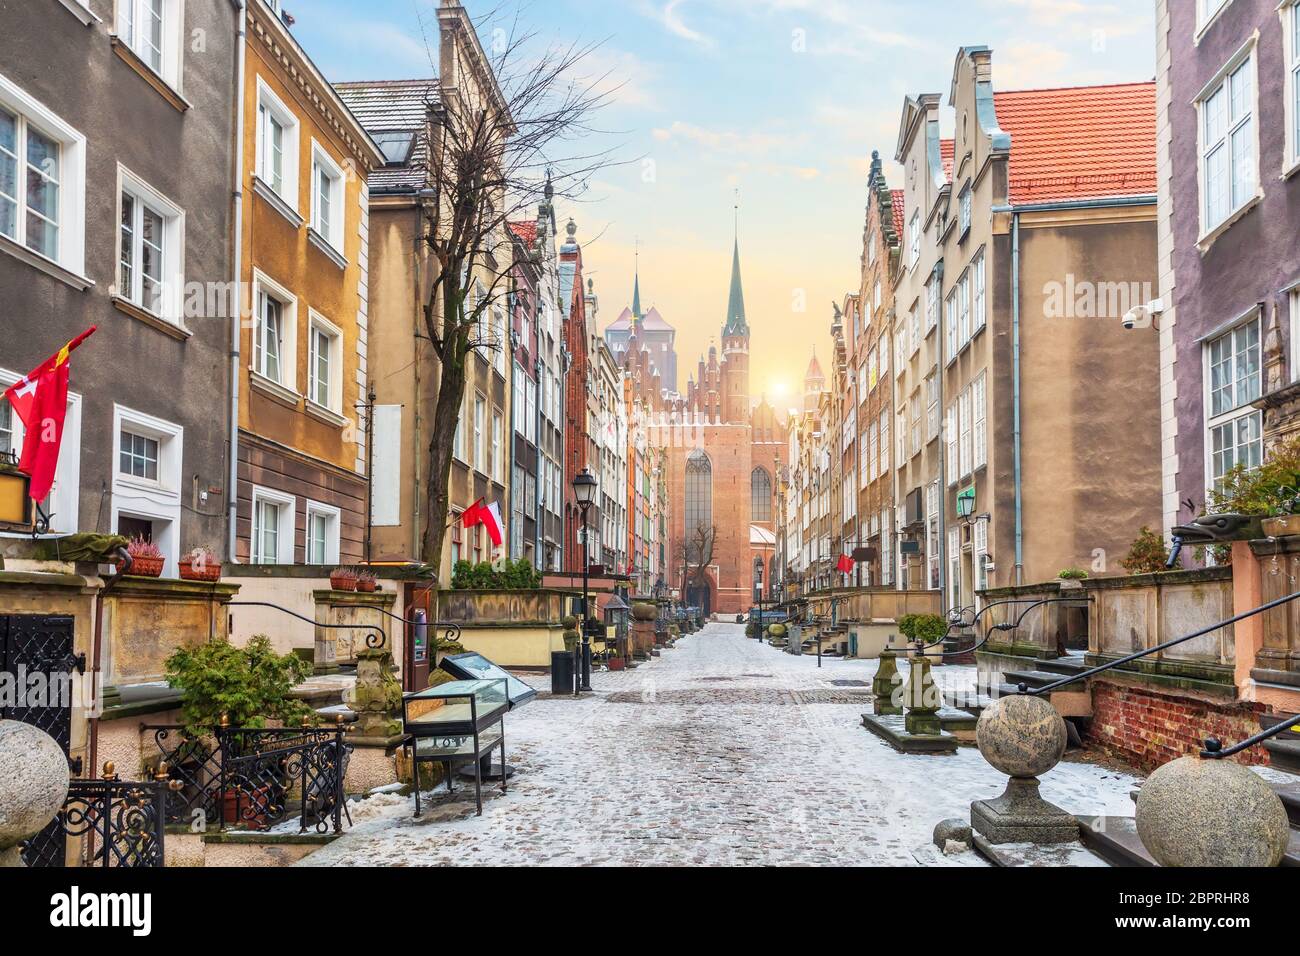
[
  {"left": 720, "top": 235, "right": 750, "bottom": 424},
  {"left": 803, "top": 350, "right": 825, "bottom": 414}
]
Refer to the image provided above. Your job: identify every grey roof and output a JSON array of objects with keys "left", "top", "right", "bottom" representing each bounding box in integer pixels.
[{"left": 334, "top": 79, "right": 439, "bottom": 192}]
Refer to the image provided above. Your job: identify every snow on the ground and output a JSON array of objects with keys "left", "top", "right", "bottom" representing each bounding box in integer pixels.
[{"left": 298, "top": 623, "right": 1142, "bottom": 867}]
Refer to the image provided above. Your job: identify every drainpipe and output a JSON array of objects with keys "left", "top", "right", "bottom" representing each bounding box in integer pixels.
[
  {"left": 934, "top": 259, "right": 948, "bottom": 615},
  {"left": 534, "top": 352, "right": 543, "bottom": 564},
  {"left": 88, "top": 547, "right": 131, "bottom": 792},
  {"left": 226, "top": 0, "right": 248, "bottom": 563},
  {"left": 1011, "top": 212, "right": 1024, "bottom": 585}
]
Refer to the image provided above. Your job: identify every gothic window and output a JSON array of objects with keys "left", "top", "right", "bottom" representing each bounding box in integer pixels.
[
  {"left": 751, "top": 467, "right": 772, "bottom": 522},
  {"left": 685, "top": 449, "right": 713, "bottom": 558}
]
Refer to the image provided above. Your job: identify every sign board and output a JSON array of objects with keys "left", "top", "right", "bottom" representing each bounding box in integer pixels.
[
  {"left": 900, "top": 540, "right": 921, "bottom": 555},
  {"left": 439, "top": 652, "right": 538, "bottom": 709}
]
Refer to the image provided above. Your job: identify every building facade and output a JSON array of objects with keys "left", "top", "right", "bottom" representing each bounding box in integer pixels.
[
  {"left": 1157, "top": 0, "right": 1300, "bottom": 538},
  {"left": 0, "top": 0, "right": 238, "bottom": 573}
]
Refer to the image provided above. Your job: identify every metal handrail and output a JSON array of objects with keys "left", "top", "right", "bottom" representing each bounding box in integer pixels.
[
  {"left": 1202, "top": 716, "right": 1300, "bottom": 759},
  {"left": 1024, "top": 587, "right": 1300, "bottom": 696},
  {"left": 914, "top": 596, "right": 1092, "bottom": 659},
  {"left": 326, "top": 602, "right": 464, "bottom": 646},
  {"left": 226, "top": 600, "right": 387, "bottom": 650}
]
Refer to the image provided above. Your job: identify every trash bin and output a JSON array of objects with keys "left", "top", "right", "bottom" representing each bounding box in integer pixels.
[{"left": 551, "top": 650, "right": 574, "bottom": 694}]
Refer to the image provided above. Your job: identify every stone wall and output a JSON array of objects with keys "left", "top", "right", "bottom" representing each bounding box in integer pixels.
[{"left": 1088, "top": 679, "right": 1267, "bottom": 771}]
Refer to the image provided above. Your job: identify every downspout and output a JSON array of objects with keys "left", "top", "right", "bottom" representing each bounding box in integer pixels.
[
  {"left": 88, "top": 547, "right": 131, "bottom": 799},
  {"left": 934, "top": 259, "right": 948, "bottom": 615},
  {"left": 534, "top": 352, "right": 543, "bottom": 565},
  {"left": 412, "top": 192, "right": 424, "bottom": 560},
  {"left": 1012, "top": 212, "right": 1024, "bottom": 585},
  {"left": 226, "top": 0, "right": 248, "bottom": 563}
]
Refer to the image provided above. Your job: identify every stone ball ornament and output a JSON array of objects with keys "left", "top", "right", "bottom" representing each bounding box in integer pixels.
[
  {"left": 1135, "top": 752, "right": 1290, "bottom": 867},
  {"left": 975, "top": 693, "right": 1068, "bottom": 779},
  {"left": 0, "top": 720, "right": 71, "bottom": 866}
]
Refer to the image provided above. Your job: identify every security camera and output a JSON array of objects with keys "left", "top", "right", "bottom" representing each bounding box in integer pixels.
[{"left": 1122, "top": 298, "right": 1164, "bottom": 331}]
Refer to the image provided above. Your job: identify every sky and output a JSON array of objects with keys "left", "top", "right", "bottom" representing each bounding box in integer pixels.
[{"left": 290, "top": 0, "right": 1157, "bottom": 408}]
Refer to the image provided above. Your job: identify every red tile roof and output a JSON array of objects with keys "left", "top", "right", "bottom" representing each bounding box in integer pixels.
[
  {"left": 940, "top": 139, "right": 955, "bottom": 183},
  {"left": 994, "top": 82, "right": 1156, "bottom": 205},
  {"left": 890, "top": 189, "right": 905, "bottom": 239},
  {"left": 508, "top": 220, "right": 537, "bottom": 244}
]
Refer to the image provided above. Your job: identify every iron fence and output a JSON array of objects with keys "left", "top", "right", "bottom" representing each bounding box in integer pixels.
[
  {"left": 144, "top": 723, "right": 351, "bottom": 834},
  {"left": 23, "top": 774, "right": 167, "bottom": 868}
]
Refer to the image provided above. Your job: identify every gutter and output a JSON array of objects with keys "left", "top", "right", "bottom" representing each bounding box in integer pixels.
[{"left": 227, "top": 0, "right": 248, "bottom": 563}]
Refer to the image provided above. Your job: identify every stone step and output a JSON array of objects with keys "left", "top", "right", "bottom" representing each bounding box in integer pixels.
[
  {"left": 1002, "top": 669, "right": 1071, "bottom": 690},
  {"left": 1076, "top": 816, "right": 1156, "bottom": 867},
  {"left": 943, "top": 690, "right": 995, "bottom": 717},
  {"left": 1264, "top": 737, "right": 1300, "bottom": 775},
  {"left": 1033, "top": 656, "right": 1091, "bottom": 678}
]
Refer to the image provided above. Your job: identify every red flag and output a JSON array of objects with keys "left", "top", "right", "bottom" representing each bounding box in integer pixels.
[
  {"left": 4, "top": 327, "right": 95, "bottom": 502},
  {"left": 837, "top": 554, "right": 854, "bottom": 575},
  {"left": 460, "top": 498, "right": 486, "bottom": 529},
  {"left": 461, "top": 498, "right": 504, "bottom": 548}
]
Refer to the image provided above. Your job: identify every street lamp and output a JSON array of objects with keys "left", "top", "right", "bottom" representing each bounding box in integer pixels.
[
  {"left": 572, "top": 467, "right": 598, "bottom": 693},
  {"left": 753, "top": 556, "right": 764, "bottom": 641}
]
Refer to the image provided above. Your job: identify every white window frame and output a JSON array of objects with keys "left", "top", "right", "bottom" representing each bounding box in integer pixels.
[
  {"left": 1290, "top": 288, "right": 1300, "bottom": 383},
  {"left": 491, "top": 410, "right": 503, "bottom": 483},
  {"left": 1285, "top": 1, "right": 1300, "bottom": 173},
  {"left": 251, "top": 485, "right": 296, "bottom": 565},
  {"left": 474, "top": 393, "right": 486, "bottom": 474},
  {"left": 116, "top": 165, "right": 185, "bottom": 325},
  {"left": 309, "top": 139, "right": 345, "bottom": 253},
  {"left": 972, "top": 249, "right": 986, "bottom": 334},
  {"left": 251, "top": 269, "right": 299, "bottom": 394},
  {"left": 908, "top": 210, "right": 920, "bottom": 270},
  {"left": 255, "top": 76, "right": 300, "bottom": 210},
  {"left": 1196, "top": 0, "right": 1234, "bottom": 38},
  {"left": 305, "top": 499, "right": 341, "bottom": 566},
  {"left": 0, "top": 72, "right": 87, "bottom": 277},
  {"left": 306, "top": 310, "right": 343, "bottom": 414},
  {"left": 1203, "top": 312, "right": 1263, "bottom": 495},
  {"left": 116, "top": 0, "right": 183, "bottom": 90},
  {"left": 958, "top": 184, "right": 972, "bottom": 236},
  {"left": 111, "top": 404, "right": 182, "bottom": 575},
  {"left": 1195, "top": 40, "right": 1258, "bottom": 240},
  {"left": 973, "top": 370, "right": 987, "bottom": 470}
]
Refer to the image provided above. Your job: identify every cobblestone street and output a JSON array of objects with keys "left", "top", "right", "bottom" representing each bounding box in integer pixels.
[{"left": 301, "top": 624, "right": 1140, "bottom": 866}]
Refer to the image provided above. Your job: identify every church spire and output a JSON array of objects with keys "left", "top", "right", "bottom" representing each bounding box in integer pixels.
[
  {"left": 723, "top": 236, "right": 748, "bottom": 337},
  {"left": 632, "top": 240, "right": 643, "bottom": 321}
]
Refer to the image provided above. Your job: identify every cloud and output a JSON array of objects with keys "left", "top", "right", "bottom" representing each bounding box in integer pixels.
[
  {"left": 662, "top": 0, "right": 715, "bottom": 48},
  {"left": 651, "top": 121, "right": 790, "bottom": 157},
  {"left": 579, "top": 48, "right": 663, "bottom": 111}
]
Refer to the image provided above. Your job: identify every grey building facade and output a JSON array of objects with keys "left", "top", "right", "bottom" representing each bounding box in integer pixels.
[{"left": 0, "top": 0, "right": 238, "bottom": 573}]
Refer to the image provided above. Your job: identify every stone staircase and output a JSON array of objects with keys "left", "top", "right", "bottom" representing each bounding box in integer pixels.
[
  {"left": 997, "top": 654, "right": 1093, "bottom": 719},
  {"left": 1261, "top": 713, "right": 1300, "bottom": 773}
]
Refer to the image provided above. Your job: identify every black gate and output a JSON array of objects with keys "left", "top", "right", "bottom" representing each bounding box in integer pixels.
[{"left": 1, "top": 614, "right": 79, "bottom": 867}]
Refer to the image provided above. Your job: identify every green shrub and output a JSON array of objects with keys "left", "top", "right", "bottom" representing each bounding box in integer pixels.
[
  {"left": 451, "top": 558, "right": 542, "bottom": 590},
  {"left": 1207, "top": 435, "right": 1300, "bottom": 517},
  {"left": 898, "top": 613, "right": 947, "bottom": 646},
  {"left": 1120, "top": 526, "right": 1171, "bottom": 575},
  {"left": 1057, "top": 567, "right": 1089, "bottom": 580},
  {"left": 164, "top": 635, "right": 314, "bottom": 738}
]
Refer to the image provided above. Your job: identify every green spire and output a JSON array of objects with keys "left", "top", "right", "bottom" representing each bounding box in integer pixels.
[
  {"left": 723, "top": 237, "right": 748, "bottom": 337},
  {"left": 632, "top": 270, "right": 643, "bottom": 320}
]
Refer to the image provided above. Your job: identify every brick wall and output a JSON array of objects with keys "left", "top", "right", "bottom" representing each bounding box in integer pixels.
[{"left": 1088, "top": 679, "right": 1268, "bottom": 771}]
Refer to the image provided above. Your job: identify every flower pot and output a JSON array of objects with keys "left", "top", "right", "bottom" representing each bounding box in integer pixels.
[
  {"left": 1262, "top": 515, "right": 1300, "bottom": 538},
  {"left": 123, "top": 555, "right": 165, "bottom": 578},
  {"left": 356, "top": 579, "right": 377, "bottom": 593},
  {"left": 178, "top": 554, "right": 222, "bottom": 582},
  {"left": 607, "top": 657, "right": 625, "bottom": 671},
  {"left": 222, "top": 786, "right": 273, "bottom": 830},
  {"left": 330, "top": 570, "right": 357, "bottom": 591}
]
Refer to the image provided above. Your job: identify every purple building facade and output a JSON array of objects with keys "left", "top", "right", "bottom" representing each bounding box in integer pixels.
[{"left": 1158, "top": 0, "right": 1300, "bottom": 542}]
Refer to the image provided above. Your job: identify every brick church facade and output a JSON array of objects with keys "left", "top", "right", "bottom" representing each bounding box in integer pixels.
[{"left": 607, "top": 236, "right": 785, "bottom": 616}]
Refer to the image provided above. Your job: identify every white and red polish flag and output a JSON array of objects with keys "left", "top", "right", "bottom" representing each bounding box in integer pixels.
[
  {"left": 3, "top": 326, "right": 96, "bottom": 502},
  {"left": 461, "top": 497, "right": 505, "bottom": 548}
]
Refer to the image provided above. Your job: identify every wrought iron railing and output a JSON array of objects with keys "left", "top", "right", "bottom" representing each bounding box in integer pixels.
[
  {"left": 902, "top": 596, "right": 1091, "bottom": 659},
  {"left": 227, "top": 600, "right": 387, "bottom": 651},
  {"left": 22, "top": 769, "right": 168, "bottom": 868},
  {"left": 327, "top": 603, "right": 464, "bottom": 651},
  {"left": 144, "top": 722, "right": 352, "bottom": 834}
]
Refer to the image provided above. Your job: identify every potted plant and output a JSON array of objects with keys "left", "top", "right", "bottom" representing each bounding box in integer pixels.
[
  {"left": 164, "top": 635, "right": 315, "bottom": 831},
  {"left": 1057, "top": 567, "right": 1089, "bottom": 589},
  {"left": 356, "top": 569, "right": 378, "bottom": 593},
  {"left": 330, "top": 566, "right": 358, "bottom": 591},
  {"left": 898, "top": 612, "right": 948, "bottom": 647},
  {"left": 121, "top": 535, "right": 165, "bottom": 578},
  {"left": 1120, "top": 527, "right": 1172, "bottom": 575},
  {"left": 1208, "top": 435, "right": 1300, "bottom": 537},
  {"left": 178, "top": 545, "right": 222, "bottom": 582}
]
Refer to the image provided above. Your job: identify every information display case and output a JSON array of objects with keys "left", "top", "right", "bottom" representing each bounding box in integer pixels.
[{"left": 401, "top": 678, "right": 508, "bottom": 815}]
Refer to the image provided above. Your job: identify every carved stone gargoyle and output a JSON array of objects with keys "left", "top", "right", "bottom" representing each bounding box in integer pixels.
[{"left": 1169, "top": 513, "right": 1264, "bottom": 545}]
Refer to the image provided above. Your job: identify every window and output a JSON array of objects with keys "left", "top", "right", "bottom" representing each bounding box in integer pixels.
[
  {"left": 1198, "top": 0, "right": 1230, "bottom": 31},
  {"left": 451, "top": 510, "right": 463, "bottom": 565},
  {"left": 972, "top": 250, "right": 986, "bottom": 333},
  {"left": 117, "top": 170, "right": 182, "bottom": 321},
  {"left": 948, "top": 527, "right": 961, "bottom": 608},
  {"left": 957, "top": 272, "right": 971, "bottom": 346},
  {"left": 751, "top": 467, "right": 772, "bottom": 522},
  {"left": 1206, "top": 316, "right": 1262, "bottom": 491},
  {"left": 1288, "top": 2, "right": 1300, "bottom": 168},
  {"left": 119, "top": 429, "right": 159, "bottom": 481},
  {"left": 974, "top": 518, "right": 988, "bottom": 592},
  {"left": 925, "top": 277, "right": 939, "bottom": 333},
  {"left": 473, "top": 395, "right": 486, "bottom": 472},
  {"left": 1292, "top": 290, "right": 1300, "bottom": 384},
  {"left": 251, "top": 488, "right": 295, "bottom": 564},
  {"left": 909, "top": 308, "right": 921, "bottom": 356},
  {"left": 310, "top": 141, "right": 345, "bottom": 252},
  {"left": 958, "top": 185, "right": 971, "bottom": 235},
  {"left": 685, "top": 450, "right": 712, "bottom": 558},
  {"left": 868, "top": 231, "right": 877, "bottom": 267},
  {"left": 453, "top": 395, "right": 466, "bottom": 462},
  {"left": 118, "top": 0, "right": 182, "bottom": 87},
  {"left": 973, "top": 371, "right": 987, "bottom": 470},
  {"left": 491, "top": 412, "right": 503, "bottom": 483},
  {"left": 307, "top": 314, "right": 341, "bottom": 412},
  {"left": 867, "top": 423, "right": 878, "bottom": 482},
  {"left": 879, "top": 410, "right": 890, "bottom": 473},
  {"left": 252, "top": 272, "right": 298, "bottom": 390},
  {"left": 305, "top": 501, "right": 340, "bottom": 565},
  {"left": 946, "top": 405, "right": 958, "bottom": 482},
  {"left": 873, "top": 280, "right": 882, "bottom": 314},
  {"left": 908, "top": 211, "right": 920, "bottom": 269},
  {"left": 1199, "top": 50, "right": 1256, "bottom": 234},
  {"left": 945, "top": 288, "right": 958, "bottom": 363},
  {"left": 0, "top": 401, "right": 11, "bottom": 457},
  {"left": 926, "top": 481, "right": 940, "bottom": 590},
  {"left": 958, "top": 387, "right": 972, "bottom": 479},
  {"left": 925, "top": 373, "right": 939, "bottom": 441},
  {"left": 256, "top": 79, "right": 299, "bottom": 209}
]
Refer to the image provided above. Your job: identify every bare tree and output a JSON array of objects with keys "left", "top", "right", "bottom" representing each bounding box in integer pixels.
[
  {"left": 416, "top": 6, "right": 618, "bottom": 568},
  {"left": 676, "top": 524, "right": 717, "bottom": 600}
]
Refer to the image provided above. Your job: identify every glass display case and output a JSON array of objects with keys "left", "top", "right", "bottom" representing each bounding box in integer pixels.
[
  {"left": 438, "top": 653, "right": 537, "bottom": 709},
  {"left": 401, "top": 678, "right": 509, "bottom": 816}
]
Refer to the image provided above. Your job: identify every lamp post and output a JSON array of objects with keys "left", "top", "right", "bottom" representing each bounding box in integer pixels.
[
  {"left": 572, "top": 467, "right": 598, "bottom": 693},
  {"left": 753, "top": 556, "right": 764, "bottom": 641}
]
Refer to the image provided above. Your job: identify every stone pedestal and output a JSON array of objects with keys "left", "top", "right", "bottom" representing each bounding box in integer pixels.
[
  {"left": 902, "top": 655, "right": 942, "bottom": 735},
  {"left": 347, "top": 648, "right": 402, "bottom": 740},
  {"left": 313, "top": 589, "right": 397, "bottom": 674},
  {"left": 971, "top": 777, "right": 1080, "bottom": 845},
  {"left": 872, "top": 650, "right": 902, "bottom": 715}
]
